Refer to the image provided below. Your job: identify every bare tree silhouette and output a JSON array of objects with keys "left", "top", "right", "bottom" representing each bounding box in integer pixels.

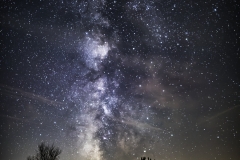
[
  {"left": 141, "top": 157, "right": 155, "bottom": 160},
  {"left": 27, "top": 142, "right": 62, "bottom": 160}
]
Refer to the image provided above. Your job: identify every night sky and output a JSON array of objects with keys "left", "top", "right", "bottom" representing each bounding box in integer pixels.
[{"left": 0, "top": 0, "right": 240, "bottom": 160}]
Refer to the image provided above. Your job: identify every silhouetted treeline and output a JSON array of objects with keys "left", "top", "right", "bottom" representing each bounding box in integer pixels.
[{"left": 27, "top": 142, "right": 156, "bottom": 160}]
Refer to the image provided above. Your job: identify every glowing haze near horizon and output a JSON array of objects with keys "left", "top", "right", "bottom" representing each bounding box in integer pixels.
[{"left": 0, "top": 0, "right": 239, "bottom": 160}]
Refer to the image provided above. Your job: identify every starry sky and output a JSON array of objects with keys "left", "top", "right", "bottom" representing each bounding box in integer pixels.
[{"left": 0, "top": 0, "right": 240, "bottom": 160}]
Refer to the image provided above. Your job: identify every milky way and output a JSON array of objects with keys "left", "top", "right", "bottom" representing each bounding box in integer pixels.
[{"left": 0, "top": 0, "right": 240, "bottom": 160}]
